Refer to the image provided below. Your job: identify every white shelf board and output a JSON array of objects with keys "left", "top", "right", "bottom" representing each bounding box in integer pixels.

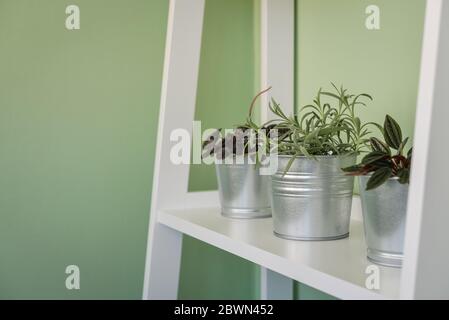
[{"left": 158, "top": 201, "right": 401, "bottom": 300}]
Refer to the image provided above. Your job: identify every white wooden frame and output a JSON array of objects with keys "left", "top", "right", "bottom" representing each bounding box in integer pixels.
[
  {"left": 143, "top": 0, "right": 449, "bottom": 300},
  {"left": 259, "top": 0, "right": 295, "bottom": 300},
  {"left": 401, "top": 0, "right": 449, "bottom": 300},
  {"left": 142, "top": 0, "right": 208, "bottom": 299}
]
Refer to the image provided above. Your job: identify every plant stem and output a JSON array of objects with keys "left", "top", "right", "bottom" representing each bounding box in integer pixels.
[{"left": 249, "top": 86, "right": 272, "bottom": 119}]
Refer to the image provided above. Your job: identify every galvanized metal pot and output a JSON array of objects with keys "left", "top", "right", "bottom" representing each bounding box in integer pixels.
[
  {"left": 359, "top": 176, "right": 409, "bottom": 268},
  {"left": 216, "top": 161, "right": 271, "bottom": 219},
  {"left": 271, "top": 155, "right": 356, "bottom": 240}
]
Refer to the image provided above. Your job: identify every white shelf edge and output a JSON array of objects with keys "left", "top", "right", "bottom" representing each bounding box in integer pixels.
[{"left": 157, "top": 204, "right": 389, "bottom": 300}]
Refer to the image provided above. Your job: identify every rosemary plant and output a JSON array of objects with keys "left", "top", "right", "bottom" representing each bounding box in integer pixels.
[{"left": 266, "top": 84, "right": 374, "bottom": 171}]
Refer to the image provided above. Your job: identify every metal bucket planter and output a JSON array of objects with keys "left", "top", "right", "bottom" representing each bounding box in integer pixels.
[
  {"left": 271, "top": 155, "right": 356, "bottom": 240},
  {"left": 359, "top": 176, "right": 408, "bottom": 268},
  {"left": 216, "top": 160, "right": 271, "bottom": 219}
]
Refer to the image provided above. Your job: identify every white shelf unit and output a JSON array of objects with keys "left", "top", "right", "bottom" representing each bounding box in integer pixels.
[
  {"left": 158, "top": 197, "right": 400, "bottom": 300},
  {"left": 143, "top": 0, "right": 449, "bottom": 300}
]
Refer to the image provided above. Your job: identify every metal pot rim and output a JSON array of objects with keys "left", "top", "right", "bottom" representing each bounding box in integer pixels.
[
  {"left": 214, "top": 156, "right": 264, "bottom": 167},
  {"left": 358, "top": 174, "right": 405, "bottom": 182}
]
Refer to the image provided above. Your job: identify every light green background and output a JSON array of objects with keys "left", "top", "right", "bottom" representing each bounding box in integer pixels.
[
  {"left": 0, "top": 0, "right": 424, "bottom": 299},
  {"left": 296, "top": 0, "right": 424, "bottom": 144}
]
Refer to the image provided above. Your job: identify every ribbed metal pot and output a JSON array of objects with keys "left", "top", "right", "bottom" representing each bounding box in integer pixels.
[
  {"left": 271, "top": 155, "right": 356, "bottom": 241},
  {"left": 216, "top": 161, "right": 271, "bottom": 219},
  {"left": 359, "top": 176, "right": 409, "bottom": 268}
]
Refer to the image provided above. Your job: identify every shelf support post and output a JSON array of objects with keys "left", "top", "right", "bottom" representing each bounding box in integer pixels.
[
  {"left": 260, "top": 0, "right": 295, "bottom": 299},
  {"left": 401, "top": 0, "right": 449, "bottom": 299},
  {"left": 142, "top": 0, "right": 206, "bottom": 299}
]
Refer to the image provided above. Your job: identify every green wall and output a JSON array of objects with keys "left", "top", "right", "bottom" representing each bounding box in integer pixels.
[
  {"left": 296, "top": 0, "right": 425, "bottom": 147},
  {"left": 0, "top": 0, "right": 168, "bottom": 299},
  {"left": 0, "top": 0, "right": 424, "bottom": 299},
  {"left": 0, "top": 0, "right": 260, "bottom": 300}
]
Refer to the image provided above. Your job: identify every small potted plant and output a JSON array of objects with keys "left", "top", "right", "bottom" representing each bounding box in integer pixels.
[
  {"left": 202, "top": 88, "right": 273, "bottom": 219},
  {"left": 267, "top": 84, "right": 373, "bottom": 240},
  {"left": 343, "top": 115, "right": 411, "bottom": 267}
]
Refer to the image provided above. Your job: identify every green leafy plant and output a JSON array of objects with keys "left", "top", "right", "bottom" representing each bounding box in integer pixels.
[
  {"left": 266, "top": 84, "right": 374, "bottom": 171},
  {"left": 202, "top": 88, "right": 274, "bottom": 160},
  {"left": 342, "top": 115, "right": 412, "bottom": 190}
]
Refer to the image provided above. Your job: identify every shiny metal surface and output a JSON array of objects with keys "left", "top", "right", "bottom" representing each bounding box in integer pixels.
[
  {"left": 271, "top": 155, "right": 356, "bottom": 240},
  {"left": 359, "top": 176, "right": 408, "bottom": 268},
  {"left": 216, "top": 162, "right": 271, "bottom": 218}
]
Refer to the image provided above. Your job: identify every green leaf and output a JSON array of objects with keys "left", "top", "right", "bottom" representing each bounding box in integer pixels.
[
  {"left": 358, "top": 93, "right": 373, "bottom": 101},
  {"left": 304, "top": 127, "right": 320, "bottom": 144},
  {"left": 299, "top": 145, "right": 311, "bottom": 157},
  {"left": 318, "top": 126, "right": 345, "bottom": 136},
  {"left": 407, "top": 147, "right": 413, "bottom": 159},
  {"left": 368, "top": 121, "right": 384, "bottom": 135},
  {"left": 384, "top": 115, "right": 402, "bottom": 150},
  {"left": 341, "top": 165, "right": 362, "bottom": 173},
  {"left": 366, "top": 167, "right": 392, "bottom": 190},
  {"left": 302, "top": 104, "right": 321, "bottom": 114},
  {"left": 320, "top": 91, "right": 343, "bottom": 101},
  {"left": 362, "top": 151, "right": 388, "bottom": 165},
  {"left": 370, "top": 158, "right": 392, "bottom": 168},
  {"left": 397, "top": 137, "right": 409, "bottom": 155},
  {"left": 282, "top": 154, "right": 298, "bottom": 175},
  {"left": 397, "top": 168, "right": 410, "bottom": 184},
  {"left": 354, "top": 117, "right": 361, "bottom": 132},
  {"left": 370, "top": 137, "right": 391, "bottom": 155}
]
